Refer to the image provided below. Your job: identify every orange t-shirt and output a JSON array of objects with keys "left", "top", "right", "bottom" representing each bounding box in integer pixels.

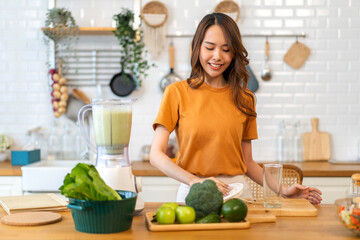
[{"left": 153, "top": 80, "right": 258, "bottom": 177}]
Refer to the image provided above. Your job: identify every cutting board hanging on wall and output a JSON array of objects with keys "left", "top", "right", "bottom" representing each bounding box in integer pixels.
[
  {"left": 283, "top": 41, "right": 310, "bottom": 69},
  {"left": 302, "top": 118, "right": 331, "bottom": 161}
]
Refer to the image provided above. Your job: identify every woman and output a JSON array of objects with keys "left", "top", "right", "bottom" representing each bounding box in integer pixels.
[{"left": 150, "top": 13, "right": 322, "bottom": 204}]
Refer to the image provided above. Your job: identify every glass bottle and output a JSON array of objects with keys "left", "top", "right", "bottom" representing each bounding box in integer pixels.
[
  {"left": 292, "top": 121, "right": 302, "bottom": 162},
  {"left": 276, "top": 121, "right": 288, "bottom": 162}
]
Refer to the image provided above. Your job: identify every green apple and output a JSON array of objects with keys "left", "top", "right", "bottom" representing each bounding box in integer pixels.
[
  {"left": 156, "top": 207, "right": 176, "bottom": 224},
  {"left": 161, "top": 202, "right": 179, "bottom": 211},
  {"left": 175, "top": 206, "right": 196, "bottom": 224}
]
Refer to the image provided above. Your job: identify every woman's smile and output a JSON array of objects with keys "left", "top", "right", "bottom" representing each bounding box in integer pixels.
[{"left": 208, "top": 62, "right": 223, "bottom": 70}]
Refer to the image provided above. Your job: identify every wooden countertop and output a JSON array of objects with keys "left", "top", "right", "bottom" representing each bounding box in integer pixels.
[
  {"left": 0, "top": 161, "right": 22, "bottom": 176},
  {"left": 2, "top": 160, "right": 360, "bottom": 177},
  {"left": 0, "top": 202, "right": 357, "bottom": 240},
  {"left": 131, "top": 161, "right": 360, "bottom": 177}
]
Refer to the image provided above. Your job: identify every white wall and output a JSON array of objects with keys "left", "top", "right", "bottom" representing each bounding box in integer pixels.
[{"left": 0, "top": 0, "right": 359, "bottom": 162}]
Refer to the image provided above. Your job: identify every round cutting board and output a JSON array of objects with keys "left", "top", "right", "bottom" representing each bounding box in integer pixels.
[{"left": 1, "top": 212, "right": 62, "bottom": 226}]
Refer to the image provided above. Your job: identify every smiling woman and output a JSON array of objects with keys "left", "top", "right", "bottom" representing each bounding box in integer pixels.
[{"left": 149, "top": 13, "right": 322, "bottom": 205}]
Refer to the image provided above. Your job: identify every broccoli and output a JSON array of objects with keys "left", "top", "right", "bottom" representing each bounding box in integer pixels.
[{"left": 185, "top": 179, "right": 223, "bottom": 220}]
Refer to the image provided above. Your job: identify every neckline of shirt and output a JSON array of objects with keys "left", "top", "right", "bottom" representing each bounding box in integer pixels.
[{"left": 201, "top": 81, "right": 230, "bottom": 92}]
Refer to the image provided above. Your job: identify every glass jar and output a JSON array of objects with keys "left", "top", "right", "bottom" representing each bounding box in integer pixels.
[{"left": 347, "top": 173, "right": 360, "bottom": 198}]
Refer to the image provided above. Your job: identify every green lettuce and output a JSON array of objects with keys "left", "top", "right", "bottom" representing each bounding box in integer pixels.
[{"left": 59, "top": 163, "right": 121, "bottom": 201}]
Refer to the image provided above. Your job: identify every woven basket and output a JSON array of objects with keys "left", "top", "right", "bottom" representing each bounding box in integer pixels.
[
  {"left": 141, "top": 1, "right": 168, "bottom": 27},
  {"left": 214, "top": 0, "right": 240, "bottom": 22}
]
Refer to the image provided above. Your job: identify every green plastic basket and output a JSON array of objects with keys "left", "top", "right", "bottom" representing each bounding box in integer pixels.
[{"left": 67, "top": 190, "right": 137, "bottom": 234}]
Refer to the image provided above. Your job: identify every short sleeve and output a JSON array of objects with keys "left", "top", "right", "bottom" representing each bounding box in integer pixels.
[
  {"left": 242, "top": 92, "right": 258, "bottom": 140},
  {"left": 153, "top": 85, "right": 180, "bottom": 133}
]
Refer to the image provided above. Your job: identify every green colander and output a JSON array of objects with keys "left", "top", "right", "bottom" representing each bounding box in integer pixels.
[{"left": 67, "top": 190, "right": 137, "bottom": 234}]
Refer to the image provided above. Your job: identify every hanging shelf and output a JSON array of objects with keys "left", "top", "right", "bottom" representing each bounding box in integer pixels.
[
  {"left": 41, "top": 27, "right": 115, "bottom": 36},
  {"left": 41, "top": 27, "right": 306, "bottom": 38}
]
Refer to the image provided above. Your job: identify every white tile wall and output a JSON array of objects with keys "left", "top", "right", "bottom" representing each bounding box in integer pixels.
[{"left": 0, "top": 0, "right": 359, "bottom": 162}]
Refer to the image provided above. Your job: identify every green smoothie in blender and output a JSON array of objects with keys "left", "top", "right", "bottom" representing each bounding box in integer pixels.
[{"left": 92, "top": 108, "right": 132, "bottom": 150}]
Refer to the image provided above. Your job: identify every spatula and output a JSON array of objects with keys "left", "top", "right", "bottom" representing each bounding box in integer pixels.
[{"left": 302, "top": 118, "right": 331, "bottom": 161}]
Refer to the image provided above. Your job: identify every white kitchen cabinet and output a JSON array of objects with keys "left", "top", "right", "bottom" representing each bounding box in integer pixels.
[
  {"left": 138, "top": 177, "right": 180, "bottom": 202},
  {"left": 0, "top": 176, "right": 22, "bottom": 196},
  {"left": 138, "top": 176, "right": 351, "bottom": 204},
  {"left": 303, "top": 177, "right": 351, "bottom": 204}
]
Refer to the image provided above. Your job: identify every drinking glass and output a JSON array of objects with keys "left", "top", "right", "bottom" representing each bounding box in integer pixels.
[{"left": 263, "top": 163, "right": 283, "bottom": 208}]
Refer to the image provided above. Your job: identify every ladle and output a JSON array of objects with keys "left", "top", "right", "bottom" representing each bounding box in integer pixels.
[{"left": 261, "top": 39, "right": 272, "bottom": 81}]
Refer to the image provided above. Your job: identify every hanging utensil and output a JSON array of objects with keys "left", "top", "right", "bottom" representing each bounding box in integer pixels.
[
  {"left": 159, "top": 41, "right": 182, "bottom": 92},
  {"left": 246, "top": 65, "right": 259, "bottom": 93},
  {"left": 110, "top": 72, "right": 137, "bottom": 97},
  {"left": 261, "top": 39, "right": 272, "bottom": 81}
]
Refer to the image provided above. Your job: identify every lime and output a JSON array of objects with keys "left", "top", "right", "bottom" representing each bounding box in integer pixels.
[
  {"left": 221, "top": 198, "right": 248, "bottom": 222},
  {"left": 156, "top": 207, "right": 176, "bottom": 224}
]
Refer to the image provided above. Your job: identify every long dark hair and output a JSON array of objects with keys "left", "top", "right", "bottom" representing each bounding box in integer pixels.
[{"left": 187, "top": 13, "right": 256, "bottom": 118}]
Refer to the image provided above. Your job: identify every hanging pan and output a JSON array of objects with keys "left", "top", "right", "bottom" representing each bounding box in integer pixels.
[
  {"left": 110, "top": 71, "right": 136, "bottom": 97},
  {"left": 159, "top": 41, "right": 182, "bottom": 92}
]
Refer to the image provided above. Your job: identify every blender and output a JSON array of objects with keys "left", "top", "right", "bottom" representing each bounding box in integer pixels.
[{"left": 78, "top": 99, "right": 143, "bottom": 212}]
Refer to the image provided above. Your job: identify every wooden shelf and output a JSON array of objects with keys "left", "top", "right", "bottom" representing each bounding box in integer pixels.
[
  {"left": 77, "top": 27, "right": 115, "bottom": 35},
  {"left": 41, "top": 27, "right": 116, "bottom": 36}
]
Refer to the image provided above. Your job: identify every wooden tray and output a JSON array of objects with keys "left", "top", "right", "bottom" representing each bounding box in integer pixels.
[
  {"left": 145, "top": 212, "right": 276, "bottom": 231},
  {"left": 247, "top": 199, "right": 318, "bottom": 217}
]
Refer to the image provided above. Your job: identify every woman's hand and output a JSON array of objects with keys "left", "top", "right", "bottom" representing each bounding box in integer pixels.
[
  {"left": 190, "top": 177, "right": 231, "bottom": 197},
  {"left": 282, "top": 184, "right": 322, "bottom": 204}
]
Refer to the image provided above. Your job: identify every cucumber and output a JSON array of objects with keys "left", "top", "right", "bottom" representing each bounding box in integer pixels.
[{"left": 195, "top": 213, "right": 221, "bottom": 224}]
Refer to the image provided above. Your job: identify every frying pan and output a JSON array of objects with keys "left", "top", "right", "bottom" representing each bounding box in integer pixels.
[
  {"left": 110, "top": 71, "right": 136, "bottom": 97},
  {"left": 246, "top": 65, "right": 259, "bottom": 93},
  {"left": 160, "top": 41, "right": 181, "bottom": 92}
]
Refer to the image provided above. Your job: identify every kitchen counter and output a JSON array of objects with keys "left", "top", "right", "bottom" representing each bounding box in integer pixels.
[
  {"left": 131, "top": 161, "right": 360, "bottom": 177},
  {"left": 1, "top": 160, "right": 360, "bottom": 177},
  {"left": 0, "top": 202, "right": 357, "bottom": 240},
  {"left": 0, "top": 161, "right": 22, "bottom": 176}
]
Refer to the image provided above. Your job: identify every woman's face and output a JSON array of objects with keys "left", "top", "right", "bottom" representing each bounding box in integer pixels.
[{"left": 199, "top": 24, "right": 234, "bottom": 83}]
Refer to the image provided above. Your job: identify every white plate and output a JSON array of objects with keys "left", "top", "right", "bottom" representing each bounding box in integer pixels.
[{"left": 224, "top": 183, "right": 244, "bottom": 200}]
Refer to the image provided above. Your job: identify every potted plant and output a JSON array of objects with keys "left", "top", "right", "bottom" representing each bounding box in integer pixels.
[
  {"left": 0, "top": 134, "right": 12, "bottom": 162},
  {"left": 42, "top": 8, "right": 78, "bottom": 67},
  {"left": 111, "top": 8, "right": 153, "bottom": 94}
]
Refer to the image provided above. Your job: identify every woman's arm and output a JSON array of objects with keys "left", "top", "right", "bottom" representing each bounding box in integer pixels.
[
  {"left": 150, "top": 125, "right": 230, "bottom": 194},
  {"left": 242, "top": 140, "right": 322, "bottom": 204},
  {"left": 242, "top": 140, "right": 263, "bottom": 185}
]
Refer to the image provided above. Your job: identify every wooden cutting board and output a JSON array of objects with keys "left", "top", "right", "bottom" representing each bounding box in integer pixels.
[
  {"left": 1, "top": 212, "right": 62, "bottom": 226},
  {"left": 247, "top": 198, "right": 318, "bottom": 217},
  {"left": 302, "top": 118, "right": 331, "bottom": 161},
  {"left": 145, "top": 212, "right": 276, "bottom": 231},
  {"left": 283, "top": 41, "right": 311, "bottom": 69}
]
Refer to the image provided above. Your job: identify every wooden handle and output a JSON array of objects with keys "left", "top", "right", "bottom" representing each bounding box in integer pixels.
[
  {"left": 72, "top": 88, "right": 91, "bottom": 104},
  {"left": 58, "top": 58, "right": 63, "bottom": 76},
  {"left": 311, "top": 118, "right": 319, "bottom": 132},
  {"left": 265, "top": 40, "right": 269, "bottom": 58},
  {"left": 169, "top": 44, "right": 175, "bottom": 69}
]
